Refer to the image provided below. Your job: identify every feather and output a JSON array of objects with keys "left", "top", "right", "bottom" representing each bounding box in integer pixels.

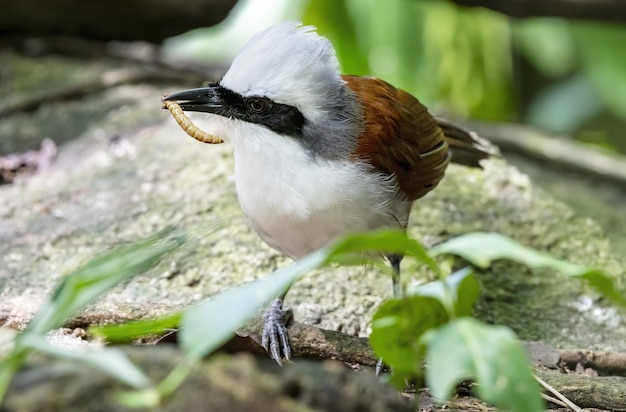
[{"left": 344, "top": 75, "right": 489, "bottom": 200}]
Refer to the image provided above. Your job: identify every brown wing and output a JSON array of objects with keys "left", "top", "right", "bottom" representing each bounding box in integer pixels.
[
  {"left": 436, "top": 119, "right": 491, "bottom": 168},
  {"left": 344, "top": 75, "right": 451, "bottom": 201}
]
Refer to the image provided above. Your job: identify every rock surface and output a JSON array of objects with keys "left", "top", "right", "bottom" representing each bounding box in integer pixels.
[
  {"left": 2, "top": 348, "right": 412, "bottom": 412},
  {"left": 1, "top": 53, "right": 625, "bottom": 354}
]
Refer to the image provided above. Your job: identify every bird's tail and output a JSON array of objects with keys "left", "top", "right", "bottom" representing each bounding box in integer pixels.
[{"left": 437, "top": 119, "right": 493, "bottom": 168}]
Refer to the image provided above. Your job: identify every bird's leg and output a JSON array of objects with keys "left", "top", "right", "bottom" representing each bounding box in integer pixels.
[
  {"left": 376, "top": 253, "right": 404, "bottom": 375},
  {"left": 261, "top": 292, "right": 293, "bottom": 366},
  {"left": 388, "top": 253, "right": 404, "bottom": 299}
]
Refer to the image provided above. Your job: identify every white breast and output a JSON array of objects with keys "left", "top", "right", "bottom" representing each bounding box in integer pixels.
[{"left": 225, "top": 121, "right": 410, "bottom": 259}]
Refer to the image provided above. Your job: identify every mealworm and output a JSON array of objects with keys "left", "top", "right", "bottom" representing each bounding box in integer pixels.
[{"left": 163, "top": 98, "right": 223, "bottom": 144}]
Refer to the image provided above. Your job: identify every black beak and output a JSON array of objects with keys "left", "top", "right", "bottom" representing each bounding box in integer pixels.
[{"left": 162, "top": 85, "right": 226, "bottom": 114}]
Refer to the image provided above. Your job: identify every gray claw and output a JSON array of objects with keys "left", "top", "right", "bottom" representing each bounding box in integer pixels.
[
  {"left": 375, "top": 358, "right": 386, "bottom": 376},
  {"left": 262, "top": 298, "right": 293, "bottom": 365}
]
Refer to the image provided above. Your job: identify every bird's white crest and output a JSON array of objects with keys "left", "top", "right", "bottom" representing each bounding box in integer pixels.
[{"left": 220, "top": 21, "right": 343, "bottom": 122}]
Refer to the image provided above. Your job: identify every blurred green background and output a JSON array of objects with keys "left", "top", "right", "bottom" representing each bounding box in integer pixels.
[{"left": 163, "top": 0, "right": 626, "bottom": 154}]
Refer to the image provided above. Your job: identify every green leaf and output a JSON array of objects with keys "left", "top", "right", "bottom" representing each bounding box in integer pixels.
[
  {"left": 408, "top": 267, "right": 480, "bottom": 318},
  {"left": 329, "top": 229, "right": 441, "bottom": 275},
  {"left": 302, "top": 0, "right": 369, "bottom": 75},
  {"left": 526, "top": 73, "right": 603, "bottom": 133},
  {"left": 0, "top": 349, "right": 28, "bottom": 402},
  {"left": 117, "top": 360, "right": 193, "bottom": 408},
  {"left": 179, "top": 247, "right": 331, "bottom": 358},
  {"left": 20, "top": 334, "right": 150, "bottom": 389},
  {"left": 573, "top": 22, "right": 626, "bottom": 118},
  {"left": 84, "top": 229, "right": 445, "bottom": 395},
  {"left": 514, "top": 18, "right": 576, "bottom": 77},
  {"left": 179, "top": 229, "right": 443, "bottom": 361},
  {"left": 370, "top": 296, "right": 448, "bottom": 383},
  {"left": 423, "top": 318, "right": 543, "bottom": 412},
  {"left": 116, "top": 388, "right": 161, "bottom": 409},
  {"left": 25, "top": 227, "right": 185, "bottom": 337},
  {"left": 90, "top": 312, "right": 182, "bottom": 343},
  {"left": 0, "top": 229, "right": 185, "bottom": 403},
  {"left": 431, "top": 232, "right": 626, "bottom": 306}
]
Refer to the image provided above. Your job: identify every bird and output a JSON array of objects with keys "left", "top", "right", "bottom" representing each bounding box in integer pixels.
[{"left": 162, "top": 21, "right": 491, "bottom": 366}]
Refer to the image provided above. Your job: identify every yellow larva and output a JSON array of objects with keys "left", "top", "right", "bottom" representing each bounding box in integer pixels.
[{"left": 164, "top": 99, "right": 223, "bottom": 144}]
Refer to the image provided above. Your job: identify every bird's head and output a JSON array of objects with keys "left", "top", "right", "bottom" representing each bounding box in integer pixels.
[{"left": 163, "top": 21, "right": 362, "bottom": 159}]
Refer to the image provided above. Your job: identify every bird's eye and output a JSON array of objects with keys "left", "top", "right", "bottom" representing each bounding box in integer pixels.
[{"left": 247, "top": 98, "right": 270, "bottom": 113}]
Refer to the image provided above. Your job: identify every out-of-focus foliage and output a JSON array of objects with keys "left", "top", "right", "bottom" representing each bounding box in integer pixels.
[
  {"left": 300, "top": 0, "right": 368, "bottom": 75},
  {"left": 573, "top": 23, "right": 626, "bottom": 120},
  {"left": 300, "top": 0, "right": 626, "bottom": 152},
  {"left": 303, "top": 0, "right": 513, "bottom": 120},
  {"left": 165, "top": 0, "right": 626, "bottom": 152},
  {"left": 514, "top": 18, "right": 577, "bottom": 77},
  {"left": 164, "top": 0, "right": 626, "bottom": 152},
  {"left": 516, "top": 19, "right": 626, "bottom": 151},
  {"left": 0, "top": 228, "right": 186, "bottom": 402}
]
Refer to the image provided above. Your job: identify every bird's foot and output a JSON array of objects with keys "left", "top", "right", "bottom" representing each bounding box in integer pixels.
[
  {"left": 262, "top": 298, "right": 293, "bottom": 366},
  {"left": 375, "top": 358, "right": 389, "bottom": 376}
]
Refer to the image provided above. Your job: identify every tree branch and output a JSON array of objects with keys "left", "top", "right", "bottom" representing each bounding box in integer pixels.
[
  {"left": 448, "top": 0, "right": 626, "bottom": 22},
  {"left": 0, "top": 0, "right": 237, "bottom": 43},
  {"left": 464, "top": 121, "right": 626, "bottom": 188}
]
